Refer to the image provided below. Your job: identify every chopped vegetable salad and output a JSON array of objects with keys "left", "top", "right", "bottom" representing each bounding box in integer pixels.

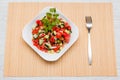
[{"left": 32, "top": 8, "right": 72, "bottom": 53}]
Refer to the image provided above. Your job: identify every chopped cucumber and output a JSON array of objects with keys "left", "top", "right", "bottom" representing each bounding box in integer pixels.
[
  {"left": 57, "top": 39, "right": 61, "bottom": 43},
  {"left": 60, "top": 43, "right": 62, "bottom": 46},
  {"left": 60, "top": 24, "right": 64, "bottom": 28},
  {"left": 58, "top": 23, "right": 64, "bottom": 28},
  {"left": 39, "top": 39, "right": 44, "bottom": 45},
  {"left": 61, "top": 20, "right": 66, "bottom": 23},
  {"left": 38, "top": 29, "right": 44, "bottom": 33},
  {"left": 65, "top": 29, "right": 71, "bottom": 34},
  {"left": 50, "top": 50, "right": 54, "bottom": 54},
  {"left": 53, "top": 31, "right": 56, "bottom": 35},
  {"left": 60, "top": 23, "right": 64, "bottom": 28},
  {"left": 44, "top": 35, "right": 49, "bottom": 39},
  {"left": 45, "top": 43, "right": 51, "bottom": 49},
  {"left": 48, "top": 50, "right": 54, "bottom": 54},
  {"left": 33, "top": 34, "right": 38, "bottom": 39},
  {"left": 60, "top": 47, "right": 63, "bottom": 50}
]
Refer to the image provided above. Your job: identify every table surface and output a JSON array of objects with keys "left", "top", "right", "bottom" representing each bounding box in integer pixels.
[{"left": 0, "top": 0, "right": 120, "bottom": 80}]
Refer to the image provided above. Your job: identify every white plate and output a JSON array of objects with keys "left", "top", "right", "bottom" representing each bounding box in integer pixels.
[{"left": 22, "top": 7, "right": 79, "bottom": 61}]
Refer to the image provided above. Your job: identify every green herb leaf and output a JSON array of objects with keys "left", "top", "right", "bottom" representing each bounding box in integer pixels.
[
  {"left": 46, "top": 12, "right": 52, "bottom": 18},
  {"left": 48, "top": 25, "right": 53, "bottom": 31},
  {"left": 42, "top": 8, "right": 59, "bottom": 33},
  {"left": 51, "top": 22, "right": 56, "bottom": 26},
  {"left": 55, "top": 18, "right": 60, "bottom": 24},
  {"left": 53, "top": 14, "right": 59, "bottom": 19},
  {"left": 50, "top": 8, "right": 56, "bottom": 13},
  {"left": 42, "top": 18, "right": 50, "bottom": 26},
  {"left": 45, "top": 27, "right": 49, "bottom": 33}
]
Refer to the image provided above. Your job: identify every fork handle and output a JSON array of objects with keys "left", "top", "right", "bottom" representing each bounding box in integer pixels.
[{"left": 88, "top": 33, "right": 92, "bottom": 65}]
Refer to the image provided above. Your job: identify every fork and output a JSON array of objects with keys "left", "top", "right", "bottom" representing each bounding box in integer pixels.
[{"left": 85, "top": 16, "right": 92, "bottom": 65}]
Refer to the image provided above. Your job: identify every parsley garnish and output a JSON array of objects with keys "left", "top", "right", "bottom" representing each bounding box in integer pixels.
[{"left": 41, "top": 8, "right": 60, "bottom": 33}]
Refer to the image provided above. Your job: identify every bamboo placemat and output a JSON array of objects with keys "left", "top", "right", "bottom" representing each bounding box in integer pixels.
[{"left": 4, "top": 3, "right": 117, "bottom": 76}]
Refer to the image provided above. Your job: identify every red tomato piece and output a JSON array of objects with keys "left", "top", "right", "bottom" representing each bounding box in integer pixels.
[
  {"left": 56, "top": 32, "right": 62, "bottom": 39},
  {"left": 64, "top": 22, "right": 69, "bottom": 27},
  {"left": 35, "top": 27, "right": 40, "bottom": 30},
  {"left": 50, "top": 36, "right": 55, "bottom": 43},
  {"left": 32, "top": 27, "right": 40, "bottom": 34},
  {"left": 40, "top": 43, "right": 45, "bottom": 50},
  {"left": 32, "top": 29, "right": 38, "bottom": 34},
  {"left": 63, "top": 32, "right": 70, "bottom": 43},
  {"left": 43, "top": 48, "right": 48, "bottom": 53},
  {"left": 67, "top": 26, "right": 71, "bottom": 30},
  {"left": 52, "top": 26, "right": 57, "bottom": 30},
  {"left": 64, "top": 22, "right": 71, "bottom": 30},
  {"left": 52, "top": 26, "right": 60, "bottom": 32},
  {"left": 65, "top": 35, "right": 70, "bottom": 43},
  {"left": 36, "top": 20, "right": 43, "bottom": 26},
  {"left": 60, "top": 28, "right": 65, "bottom": 32},
  {"left": 63, "top": 32, "right": 67, "bottom": 37},
  {"left": 56, "top": 28, "right": 60, "bottom": 32},
  {"left": 32, "top": 39, "right": 39, "bottom": 46},
  {"left": 43, "top": 38, "right": 47, "bottom": 42},
  {"left": 53, "top": 46, "right": 60, "bottom": 52},
  {"left": 65, "top": 36, "right": 70, "bottom": 43}
]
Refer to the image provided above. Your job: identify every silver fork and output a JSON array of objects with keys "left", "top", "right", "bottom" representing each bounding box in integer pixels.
[{"left": 85, "top": 16, "right": 92, "bottom": 65}]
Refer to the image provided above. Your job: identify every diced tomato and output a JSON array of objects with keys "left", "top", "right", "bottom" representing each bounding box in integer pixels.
[
  {"left": 37, "top": 45, "right": 40, "bottom": 49},
  {"left": 43, "top": 49, "right": 48, "bottom": 53},
  {"left": 56, "top": 32, "right": 62, "bottom": 39},
  {"left": 63, "top": 32, "right": 67, "bottom": 37},
  {"left": 60, "top": 28, "right": 65, "bottom": 32},
  {"left": 36, "top": 27, "right": 40, "bottom": 30},
  {"left": 64, "top": 35, "right": 70, "bottom": 43},
  {"left": 67, "top": 26, "right": 71, "bottom": 30},
  {"left": 56, "top": 28, "right": 60, "bottom": 32},
  {"left": 33, "top": 43, "right": 37, "bottom": 46},
  {"left": 43, "top": 38, "right": 47, "bottom": 42},
  {"left": 64, "top": 22, "right": 69, "bottom": 27},
  {"left": 63, "top": 32, "right": 70, "bottom": 43},
  {"left": 59, "top": 29, "right": 64, "bottom": 34},
  {"left": 64, "top": 22, "right": 71, "bottom": 30},
  {"left": 53, "top": 45, "right": 60, "bottom": 52},
  {"left": 32, "top": 29, "right": 38, "bottom": 34},
  {"left": 32, "top": 27, "right": 40, "bottom": 34},
  {"left": 36, "top": 20, "right": 43, "bottom": 26},
  {"left": 33, "top": 39, "right": 38, "bottom": 44},
  {"left": 50, "top": 36, "right": 55, "bottom": 43},
  {"left": 52, "top": 26, "right": 60, "bottom": 32},
  {"left": 32, "top": 39, "right": 39, "bottom": 46},
  {"left": 52, "top": 26, "right": 57, "bottom": 30},
  {"left": 39, "top": 43, "right": 45, "bottom": 50}
]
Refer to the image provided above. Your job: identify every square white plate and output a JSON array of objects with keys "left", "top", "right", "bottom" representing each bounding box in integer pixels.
[{"left": 22, "top": 7, "right": 79, "bottom": 61}]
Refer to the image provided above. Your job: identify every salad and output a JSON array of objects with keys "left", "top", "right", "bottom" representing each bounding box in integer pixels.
[{"left": 32, "top": 8, "right": 72, "bottom": 53}]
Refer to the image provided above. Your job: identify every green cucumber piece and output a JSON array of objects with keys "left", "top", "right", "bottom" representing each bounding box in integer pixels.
[
  {"left": 53, "top": 31, "right": 56, "bottom": 35},
  {"left": 45, "top": 43, "right": 51, "bottom": 49},
  {"left": 65, "top": 29, "right": 71, "bottom": 34},
  {"left": 33, "top": 34, "right": 38, "bottom": 39},
  {"left": 39, "top": 39, "right": 44, "bottom": 45},
  {"left": 38, "top": 30, "right": 44, "bottom": 33},
  {"left": 44, "top": 35, "right": 49, "bottom": 39}
]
